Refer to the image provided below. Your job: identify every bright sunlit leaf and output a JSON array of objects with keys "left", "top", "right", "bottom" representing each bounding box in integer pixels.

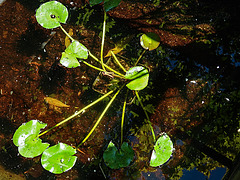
[
  {"left": 36, "top": 1, "right": 68, "bottom": 29},
  {"left": 13, "top": 120, "right": 49, "bottom": 158},
  {"left": 150, "top": 133, "right": 173, "bottom": 167},
  {"left": 60, "top": 52, "right": 80, "bottom": 68},
  {"left": 65, "top": 41, "right": 88, "bottom": 59},
  {"left": 41, "top": 143, "right": 77, "bottom": 174},
  {"left": 125, "top": 66, "right": 149, "bottom": 90}
]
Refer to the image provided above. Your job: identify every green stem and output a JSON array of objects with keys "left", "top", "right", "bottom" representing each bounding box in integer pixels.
[
  {"left": 78, "top": 87, "right": 123, "bottom": 147},
  {"left": 100, "top": 11, "right": 107, "bottom": 71},
  {"left": 121, "top": 89, "right": 128, "bottom": 145},
  {"left": 135, "top": 91, "right": 156, "bottom": 142},
  {"left": 135, "top": 49, "right": 146, "bottom": 66},
  {"left": 59, "top": 24, "right": 75, "bottom": 42},
  {"left": 111, "top": 51, "right": 127, "bottom": 72},
  {"left": 88, "top": 52, "right": 125, "bottom": 78},
  {"left": 82, "top": 60, "right": 104, "bottom": 72},
  {"left": 38, "top": 90, "right": 114, "bottom": 137}
]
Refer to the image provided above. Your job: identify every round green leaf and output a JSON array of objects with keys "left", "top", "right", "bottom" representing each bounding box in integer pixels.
[
  {"left": 150, "top": 133, "right": 173, "bottom": 167},
  {"left": 41, "top": 143, "right": 77, "bottom": 174},
  {"left": 13, "top": 120, "right": 47, "bottom": 147},
  {"left": 140, "top": 32, "right": 160, "bottom": 51},
  {"left": 36, "top": 1, "right": 68, "bottom": 29},
  {"left": 125, "top": 66, "right": 149, "bottom": 91},
  {"left": 18, "top": 134, "right": 50, "bottom": 158},
  {"left": 13, "top": 120, "right": 49, "bottom": 158},
  {"left": 65, "top": 41, "right": 88, "bottom": 59},
  {"left": 60, "top": 52, "right": 80, "bottom": 68},
  {"left": 103, "top": 141, "right": 134, "bottom": 169}
]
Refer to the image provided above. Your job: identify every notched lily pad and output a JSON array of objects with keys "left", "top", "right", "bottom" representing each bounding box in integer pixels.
[
  {"left": 150, "top": 133, "right": 173, "bottom": 167},
  {"left": 103, "top": 141, "right": 134, "bottom": 169},
  {"left": 125, "top": 66, "right": 149, "bottom": 90},
  {"left": 36, "top": 1, "right": 68, "bottom": 29},
  {"left": 140, "top": 32, "right": 160, "bottom": 51},
  {"left": 60, "top": 52, "right": 80, "bottom": 68},
  {"left": 13, "top": 120, "right": 49, "bottom": 158},
  {"left": 41, "top": 143, "right": 77, "bottom": 174}
]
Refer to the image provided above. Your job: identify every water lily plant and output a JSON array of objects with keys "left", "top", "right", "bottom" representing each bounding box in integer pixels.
[{"left": 13, "top": 1, "right": 173, "bottom": 174}]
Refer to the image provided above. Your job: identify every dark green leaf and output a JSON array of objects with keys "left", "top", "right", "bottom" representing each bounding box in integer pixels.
[{"left": 103, "top": 141, "right": 134, "bottom": 169}]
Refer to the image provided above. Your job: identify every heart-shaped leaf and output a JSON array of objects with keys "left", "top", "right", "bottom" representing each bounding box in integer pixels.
[
  {"left": 60, "top": 52, "right": 80, "bottom": 68},
  {"left": 13, "top": 120, "right": 49, "bottom": 158},
  {"left": 36, "top": 1, "right": 68, "bottom": 29},
  {"left": 65, "top": 41, "right": 88, "bottom": 59},
  {"left": 103, "top": 141, "right": 134, "bottom": 169},
  {"left": 41, "top": 143, "right": 77, "bottom": 174},
  {"left": 125, "top": 66, "right": 149, "bottom": 90},
  {"left": 140, "top": 32, "right": 160, "bottom": 51},
  {"left": 150, "top": 133, "right": 173, "bottom": 167}
]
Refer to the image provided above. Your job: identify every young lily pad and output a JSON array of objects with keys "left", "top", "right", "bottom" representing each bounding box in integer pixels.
[
  {"left": 125, "top": 66, "right": 149, "bottom": 91},
  {"left": 36, "top": 1, "right": 68, "bottom": 29},
  {"left": 140, "top": 32, "right": 160, "bottom": 51},
  {"left": 41, "top": 143, "right": 77, "bottom": 174},
  {"left": 103, "top": 141, "right": 134, "bottom": 169},
  {"left": 60, "top": 52, "right": 80, "bottom": 68},
  {"left": 13, "top": 120, "right": 49, "bottom": 158},
  {"left": 65, "top": 41, "right": 88, "bottom": 59},
  {"left": 150, "top": 133, "right": 173, "bottom": 167}
]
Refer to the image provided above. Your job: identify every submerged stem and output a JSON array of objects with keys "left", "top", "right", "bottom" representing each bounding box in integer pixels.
[
  {"left": 59, "top": 24, "right": 75, "bottom": 42},
  {"left": 121, "top": 89, "right": 128, "bottom": 145},
  {"left": 88, "top": 52, "right": 125, "bottom": 78},
  {"left": 100, "top": 11, "right": 107, "bottom": 71},
  {"left": 78, "top": 86, "right": 123, "bottom": 147},
  {"left": 135, "top": 49, "right": 146, "bottom": 66},
  {"left": 38, "top": 90, "right": 114, "bottom": 137},
  {"left": 135, "top": 91, "right": 156, "bottom": 142}
]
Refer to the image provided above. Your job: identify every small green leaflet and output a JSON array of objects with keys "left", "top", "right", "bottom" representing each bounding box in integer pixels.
[
  {"left": 103, "top": 141, "right": 134, "bottom": 169},
  {"left": 13, "top": 120, "right": 49, "bottom": 158},
  {"left": 41, "top": 143, "right": 77, "bottom": 174},
  {"left": 36, "top": 1, "right": 68, "bottom": 29},
  {"left": 150, "top": 133, "right": 173, "bottom": 167},
  {"left": 60, "top": 41, "right": 88, "bottom": 68},
  {"left": 125, "top": 66, "right": 149, "bottom": 91}
]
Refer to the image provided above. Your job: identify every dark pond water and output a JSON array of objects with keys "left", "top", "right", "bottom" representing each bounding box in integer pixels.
[{"left": 0, "top": 0, "right": 240, "bottom": 179}]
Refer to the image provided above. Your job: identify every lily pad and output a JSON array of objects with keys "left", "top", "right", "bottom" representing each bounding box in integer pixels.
[
  {"left": 18, "top": 134, "right": 50, "bottom": 158},
  {"left": 103, "top": 141, "right": 134, "bottom": 169},
  {"left": 65, "top": 41, "right": 88, "bottom": 59},
  {"left": 140, "top": 32, "right": 160, "bottom": 51},
  {"left": 125, "top": 66, "right": 149, "bottom": 90},
  {"left": 60, "top": 52, "right": 80, "bottom": 68},
  {"left": 36, "top": 1, "right": 68, "bottom": 29},
  {"left": 150, "top": 133, "right": 173, "bottom": 167},
  {"left": 13, "top": 120, "right": 49, "bottom": 158},
  {"left": 41, "top": 143, "right": 77, "bottom": 174}
]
